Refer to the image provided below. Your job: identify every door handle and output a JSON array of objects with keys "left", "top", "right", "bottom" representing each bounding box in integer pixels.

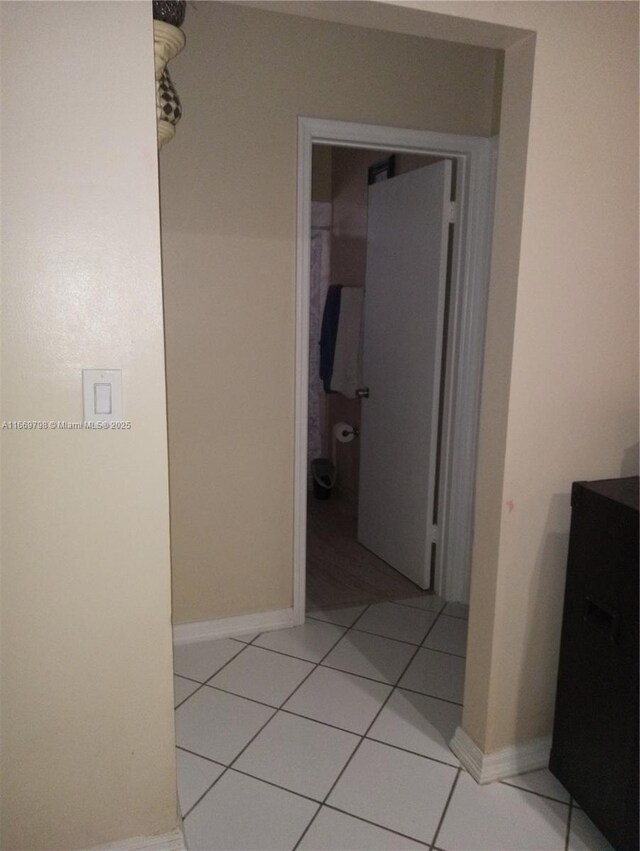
[{"left": 355, "top": 387, "right": 370, "bottom": 399}]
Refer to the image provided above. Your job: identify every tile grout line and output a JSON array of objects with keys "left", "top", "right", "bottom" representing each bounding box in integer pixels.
[
  {"left": 428, "top": 765, "right": 462, "bottom": 850},
  {"left": 352, "top": 626, "right": 466, "bottom": 657},
  {"left": 228, "top": 765, "right": 325, "bottom": 806},
  {"left": 564, "top": 798, "right": 574, "bottom": 851},
  {"left": 322, "top": 803, "right": 433, "bottom": 848},
  {"left": 307, "top": 601, "right": 466, "bottom": 625},
  {"left": 185, "top": 628, "right": 455, "bottom": 845},
  {"left": 178, "top": 750, "right": 324, "bottom": 813},
  {"left": 227, "top": 613, "right": 398, "bottom": 711},
  {"left": 176, "top": 745, "right": 243, "bottom": 825},
  {"left": 276, "top": 602, "right": 374, "bottom": 713},
  {"left": 221, "top": 766, "right": 329, "bottom": 851},
  {"left": 317, "top": 660, "right": 463, "bottom": 697},
  {"left": 177, "top": 621, "right": 349, "bottom": 710},
  {"left": 176, "top": 610, "right": 465, "bottom": 706},
  {"left": 500, "top": 779, "right": 572, "bottom": 807},
  {"left": 391, "top": 683, "right": 463, "bottom": 707},
  {"left": 175, "top": 601, "right": 447, "bottom": 718},
  {"left": 243, "top": 612, "right": 469, "bottom": 653},
  {"left": 181, "top": 683, "right": 461, "bottom": 773},
  {"left": 173, "top": 640, "right": 250, "bottom": 709},
  {"left": 179, "top": 637, "right": 298, "bottom": 821},
  {"left": 232, "top": 644, "right": 338, "bottom": 665},
  {"left": 279, "top": 604, "right": 374, "bottom": 713},
  {"left": 391, "top": 599, "right": 467, "bottom": 617},
  {"left": 181, "top": 604, "right": 374, "bottom": 829},
  {"left": 174, "top": 673, "right": 206, "bottom": 685},
  {"left": 174, "top": 683, "right": 206, "bottom": 711},
  {"left": 179, "top": 727, "right": 571, "bottom": 814},
  {"left": 176, "top": 600, "right": 471, "bottom": 842},
  {"left": 175, "top": 745, "right": 226, "bottom": 767},
  {"left": 317, "top": 603, "right": 467, "bottom": 649},
  {"left": 202, "top": 654, "right": 456, "bottom": 717},
  {"left": 242, "top": 626, "right": 464, "bottom": 698},
  {"left": 290, "top": 604, "right": 385, "bottom": 851},
  {"left": 278, "top": 705, "right": 377, "bottom": 738},
  {"left": 180, "top": 769, "right": 225, "bottom": 821},
  {"left": 364, "top": 736, "right": 460, "bottom": 770},
  {"left": 189, "top": 765, "right": 433, "bottom": 851},
  {"left": 416, "top": 645, "right": 466, "bottom": 660},
  {"left": 257, "top": 604, "right": 378, "bottom": 851},
  {"left": 201, "top": 682, "right": 283, "bottom": 711},
  {"left": 293, "top": 605, "right": 448, "bottom": 850},
  {"left": 181, "top": 692, "right": 279, "bottom": 821},
  {"left": 176, "top": 598, "right": 583, "bottom": 851},
  {"left": 290, "top": 801, "right": 322, "bottom": 847}
]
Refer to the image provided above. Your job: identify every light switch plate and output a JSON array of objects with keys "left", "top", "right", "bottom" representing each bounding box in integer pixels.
[{"left": 82, "top": 369, "right": 122, "bottom": 423}]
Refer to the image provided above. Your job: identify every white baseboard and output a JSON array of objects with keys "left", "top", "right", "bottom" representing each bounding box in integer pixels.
[
  {"left": 173, "top": 607, "right": 297, "bottom": 645},
  {"left": 449, "top": 726, "right": 551, "bottom": 784},
  {"left": 86, "top": 827, "right": 185, "bottom": 851}
]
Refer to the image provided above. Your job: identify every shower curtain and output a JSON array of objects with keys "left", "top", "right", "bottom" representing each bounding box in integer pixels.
[{"left": 308, "top": 201, "right": 331, "bottom": 473}]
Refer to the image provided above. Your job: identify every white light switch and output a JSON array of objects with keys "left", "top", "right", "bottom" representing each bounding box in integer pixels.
[
  {"left": 83, "top": 369, "right": 122, "bottom": 423},
  {"left": 94, "top": 383, "right": 112, "bottom": 415}
]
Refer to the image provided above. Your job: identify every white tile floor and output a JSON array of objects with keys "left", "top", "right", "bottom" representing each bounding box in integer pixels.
[{"left": 174, "top": 597, "right": 615, "bottom": 851}]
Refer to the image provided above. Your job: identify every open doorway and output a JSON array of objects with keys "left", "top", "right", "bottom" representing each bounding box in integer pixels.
[
  {"left": 293, "top": 119, "right": 497, "bottom": 624},
  {"left": 306, "top": 144, "right": 453, "bottom": 613}
]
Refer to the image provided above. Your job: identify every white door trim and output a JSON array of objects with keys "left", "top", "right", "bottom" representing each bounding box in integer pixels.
[{"left": 293, "top": 117, "right": 497, "bottom": 621}]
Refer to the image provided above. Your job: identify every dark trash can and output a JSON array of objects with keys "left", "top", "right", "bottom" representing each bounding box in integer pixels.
[{"left": 311, "top": 457, "right": 336, "bottom": 500}]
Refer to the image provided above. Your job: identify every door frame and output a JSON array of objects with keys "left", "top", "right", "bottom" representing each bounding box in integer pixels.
[{"left": 293, "top": 117, "right": 497, "bottom": 622}]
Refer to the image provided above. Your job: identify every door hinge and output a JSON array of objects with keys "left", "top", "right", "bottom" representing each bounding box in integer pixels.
[
  {"left": 449, "top": 202, "right": 457, "bottom": 223},
  {"left": 431, "top": 524, "right": 439, "bottom": 544}
]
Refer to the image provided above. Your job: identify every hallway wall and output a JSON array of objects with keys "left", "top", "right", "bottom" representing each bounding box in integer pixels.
[
  {"left": 386, "top": 0, "right": 639, "bottom": 754},
  {"left": 163, "top": 0, "right": 638, "bottom": 759},
  {"left": 160, "top": 2, "right": 501, "bottom": 624},
  {"left": 0, "top": 3, "right": 177, "bottom": 848}
]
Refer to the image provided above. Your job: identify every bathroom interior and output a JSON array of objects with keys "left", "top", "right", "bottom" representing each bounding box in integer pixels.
[{"left": 306, "top": 143, "right": 454, "bottom": 614}]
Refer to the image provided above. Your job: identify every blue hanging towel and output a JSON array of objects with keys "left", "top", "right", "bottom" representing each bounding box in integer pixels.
[{"left": 319, "top": 285, "right": 342, "bottom": 393}]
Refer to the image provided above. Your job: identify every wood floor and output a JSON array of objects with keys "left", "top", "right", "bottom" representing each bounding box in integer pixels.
[{"left": 305, "top": 490, "right": 429, "bottom": 611}]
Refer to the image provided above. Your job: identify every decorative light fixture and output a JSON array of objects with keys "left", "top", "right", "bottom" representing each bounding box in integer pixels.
[{"left": 153, "top": 1, "right": 186, "bottom": 149}]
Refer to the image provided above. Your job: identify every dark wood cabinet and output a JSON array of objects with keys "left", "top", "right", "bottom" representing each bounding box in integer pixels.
[{"left": 550, "top": 477, "right": 638, "bottom": 851}]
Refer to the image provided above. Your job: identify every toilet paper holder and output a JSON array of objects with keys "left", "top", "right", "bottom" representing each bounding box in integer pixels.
[
  {"left": 333, "top": 422, "right": 359, "bottom": 442},
  {"left": 340, "top": 425, "right": 359, "bottom": 439}
]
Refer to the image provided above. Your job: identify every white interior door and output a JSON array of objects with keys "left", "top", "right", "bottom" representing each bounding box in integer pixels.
[{"left": 357, "top": 160, "right": 452, "bottom": 589}]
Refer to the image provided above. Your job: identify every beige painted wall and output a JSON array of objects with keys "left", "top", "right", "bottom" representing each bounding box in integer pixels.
[
  {"left": 0, "top": 3, "right": 178, "bottom": 848},
  {"left": 331, "top": 147, "right": 378, "bottom": 289},
  {"left": 0, "top": 9, "right": 635, "bottom": 850},
  {"left": 311, "top": 146, "right": 332, "bottom": 203},
  {"left": 330, "top": 148, "right": 442, "bottom": 288},
  {"left": 160, "top": 1, "right": 500, "bottom": 624},
  {"left": 384, "top": 0, "right": 639, "bottom": 752},
  {"left": 165, "top": 0, "right": 638, "bottom": 755},
  {"left": 272, "top": 0, "right": 638, "bottom": 754}
]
